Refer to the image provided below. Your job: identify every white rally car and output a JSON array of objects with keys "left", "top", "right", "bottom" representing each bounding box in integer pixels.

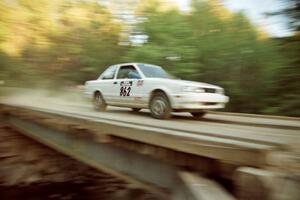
[{"left": 84, "top": 63, "right": 229, "bottom": 119}]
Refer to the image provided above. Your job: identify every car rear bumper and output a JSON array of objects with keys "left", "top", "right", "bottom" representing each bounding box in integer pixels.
[{"left": 171, "top": 93, "right": 229, "bottom": 110}]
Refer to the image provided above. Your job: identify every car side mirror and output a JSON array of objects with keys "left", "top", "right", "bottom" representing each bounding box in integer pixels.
[{"left": 128, "top": 71, "right": 141, "bottom": 79}]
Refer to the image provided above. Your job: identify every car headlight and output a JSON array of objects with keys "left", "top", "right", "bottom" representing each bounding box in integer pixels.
[
  {"left": 182, "top": 86, "right": 204, "bottom": 93},
  {"left": 217, "top": 88, "right": 224, "bottom": 94}
]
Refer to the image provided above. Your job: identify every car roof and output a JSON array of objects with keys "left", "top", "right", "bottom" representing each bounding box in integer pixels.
[
  {"left": 117, "top": 63, "right": 161, "bottom": 68},
  {"left": 116, "top": 62, "right": 137, "bottom": 66}
]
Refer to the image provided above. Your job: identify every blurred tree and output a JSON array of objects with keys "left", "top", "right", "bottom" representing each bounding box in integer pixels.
[
  {"left": 0, "top": 0, "right": 124, "bottom": 86},
  {"left": 266, "top": 0, "right": 300, "bottom": 116}
]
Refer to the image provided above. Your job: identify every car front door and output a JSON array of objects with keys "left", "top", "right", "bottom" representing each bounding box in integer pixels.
[{"left": 114, "top": 65, "right": 143, "bottom": 106}]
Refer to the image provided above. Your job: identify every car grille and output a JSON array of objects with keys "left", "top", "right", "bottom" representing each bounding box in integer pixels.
[
  {"left": 203, "top": 102, "right": 218, "bottom": 105},
  {"left": 204, "top": 88, "right": 216, "bottom": 93}
]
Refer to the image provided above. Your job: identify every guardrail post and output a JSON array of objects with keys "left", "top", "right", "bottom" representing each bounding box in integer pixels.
[
  {"left": 173, "top": 172, "right": 236, "bottom": 200},
  {"left": 234, "top": 167, "right": 300, "bottom": 200}
]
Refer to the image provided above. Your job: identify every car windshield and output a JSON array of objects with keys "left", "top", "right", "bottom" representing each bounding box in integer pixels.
[{"left": 138, "top": 64, "right": 173, "bottom": 79}]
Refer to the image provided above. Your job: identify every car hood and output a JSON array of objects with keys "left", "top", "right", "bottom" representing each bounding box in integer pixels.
[{"left": 152, "top": 78, "right": 222, "bottom": 89}]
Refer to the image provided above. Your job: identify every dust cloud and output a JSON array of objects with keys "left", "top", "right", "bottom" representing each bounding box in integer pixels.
[{"left": 0, "top": 87, "right": 89, "bottom": 111}]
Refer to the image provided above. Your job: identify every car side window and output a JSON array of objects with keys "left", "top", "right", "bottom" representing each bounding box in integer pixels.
[
  {"left": 100, "top": 65, "right": 117, "bottom": 80},
  {"left": 117, "top": 65, "right": 140, "bottom": 79}
]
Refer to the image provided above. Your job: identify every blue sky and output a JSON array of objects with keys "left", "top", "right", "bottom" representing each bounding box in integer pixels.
[{"left": 173, "top": 0, "right": 292, "bottom": 37}]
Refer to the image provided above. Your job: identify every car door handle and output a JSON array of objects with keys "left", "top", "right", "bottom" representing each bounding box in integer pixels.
[{"left": 113, "top": 81, "right": 118, "bottom": 84}]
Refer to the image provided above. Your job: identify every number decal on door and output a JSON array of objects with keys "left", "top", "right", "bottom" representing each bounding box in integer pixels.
[{"left": 120, "top": 86, "right": 131, "bottom": 96}]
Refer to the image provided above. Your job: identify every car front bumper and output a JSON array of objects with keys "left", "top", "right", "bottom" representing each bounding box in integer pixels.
[{"left": 171, "top": 93, "right": 229, "bottom": 110}]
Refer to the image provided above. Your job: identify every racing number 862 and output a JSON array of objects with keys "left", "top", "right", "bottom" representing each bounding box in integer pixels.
[{"left": 120, "top": 86, "right": 131, "bottom": 96}]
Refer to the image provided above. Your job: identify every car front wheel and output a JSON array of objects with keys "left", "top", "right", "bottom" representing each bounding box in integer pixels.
[
  {"left": 150, "top": 92, "right": 171, "bottom": 119},
  {"left": 94, "top": 92, "right": 106, "bottom": 111}
]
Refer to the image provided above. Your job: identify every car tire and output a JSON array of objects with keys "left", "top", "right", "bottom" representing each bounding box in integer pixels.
[
  {"left": 131, "top": 108, "right": 141, "bottom": 112},
  {"left": 93, "top": 92, "right": 106, "bottom": 111},
  {"left": 190, "top": 111, "right": 206, "bottom": 118},
  {"left": 150, "top": 92, "right": 171, "bottom": 119}
]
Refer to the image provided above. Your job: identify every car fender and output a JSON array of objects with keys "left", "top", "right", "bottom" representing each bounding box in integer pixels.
[{"left": 149, "top": 87, "right": 174, "bottom": 107}]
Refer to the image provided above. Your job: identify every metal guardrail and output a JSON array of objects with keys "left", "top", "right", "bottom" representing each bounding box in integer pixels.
[
  {"left": 5, "top": 104, "right": 276, "bottom": 167},
  {"left": 209, "top": 110, "right": 300, "bottom": 121},
  {"left": 3, "top": 105, "right": 236, "bottom": 200}
]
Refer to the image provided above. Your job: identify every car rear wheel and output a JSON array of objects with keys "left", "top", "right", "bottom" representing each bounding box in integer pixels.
[
  {"left": 190, "top": 111, "right": 206, "bottom": 118},
  {"left": 131, "top": 108, "right": 141, "bottom": 112},
  {"left": 150, "top": 92, "right": 171, "bottom": 119},
  {"left": 94, "top": 92, "right": 106, "bottom": 111}
]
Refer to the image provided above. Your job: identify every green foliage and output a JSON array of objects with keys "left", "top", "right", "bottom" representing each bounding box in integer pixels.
[
  {"left": 265, "top": 0, "right": 300, "bottom": 116},
  {"left": 0, "top": 0, "right": 124, "bottom": 86}
]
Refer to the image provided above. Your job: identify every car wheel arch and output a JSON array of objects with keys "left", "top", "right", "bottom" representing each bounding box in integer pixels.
[
  {"left": 149, "top": 89, "right": 172, "bottom": 107},
  {"left": 94, "top": 90, "right": 101, "bottom": 97},
  {"left": 93, "top": 90, "right": 105, "bottom": 101}
]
